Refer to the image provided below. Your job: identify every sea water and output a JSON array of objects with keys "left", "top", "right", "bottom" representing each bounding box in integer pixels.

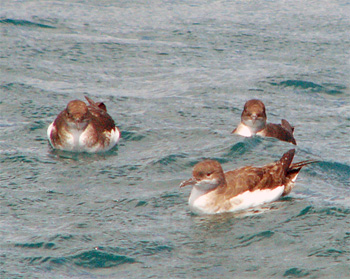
[{"left": 1, "top": 0, "right": 349, "bottom": 278}]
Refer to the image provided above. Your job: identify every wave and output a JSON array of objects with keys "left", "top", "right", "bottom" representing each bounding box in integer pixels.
[
  {"left": 234, "top": 230, "right": 274, "bottom": 248},
  {"left": 312, "top": 161, "right": 350, "bottom": 187},
  {"left": 270, "top": 79, "right": 346, "bottom": 95},
  {"left": 17, "top": 240, "right": 174, "bottom": 269},
  {"left": 23, "top": 249, "right": 136, "bottom": 268},
  {"left": 69, "top": 249, "right": 136, "bottom": 268},
  {"left": 0, "top": 18, "right": 55, "bottom": 29}
]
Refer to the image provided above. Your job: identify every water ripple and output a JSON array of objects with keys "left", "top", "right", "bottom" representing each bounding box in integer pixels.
[
  {"left": 313, "top": 161, "right": 350, "bottom": 186},
  {"left": 270, "top": 79, "right": 346, "bottom": 95},
  {"left": 283, "top": 267, "right": 310, "bottom": 278},
  {"left": 235, "top": 230, "right": 274, "bottom": 248},
  {"left": 0, "top": 18, "right": 55, "bottom": 29},
  {"left": 70, "top": 249, "right": 136, "bottom": 268}
]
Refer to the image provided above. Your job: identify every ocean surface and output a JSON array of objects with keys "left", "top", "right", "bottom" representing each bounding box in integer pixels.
[{"left": 1, "top": 0, "right": 349, "bottom": 278}]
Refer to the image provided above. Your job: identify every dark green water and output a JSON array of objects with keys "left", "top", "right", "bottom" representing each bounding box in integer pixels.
[{"left": 1, "top": 0, "right": 349, "bottom": 278}]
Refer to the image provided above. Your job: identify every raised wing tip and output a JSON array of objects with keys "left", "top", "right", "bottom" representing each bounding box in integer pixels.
[{"left": 280, "top": 149, "right": 296, "bottom": 172}]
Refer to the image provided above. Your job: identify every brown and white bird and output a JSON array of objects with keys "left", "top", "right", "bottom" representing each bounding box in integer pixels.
[
  {"left": 47, "top": 96, "right": 120, "bottom": 152},
  {"left": 180, "top": 149, "right": 315, "bottom": 215},
  {"left": 232, "top": 99, "right": 297, "bottom": 145}
]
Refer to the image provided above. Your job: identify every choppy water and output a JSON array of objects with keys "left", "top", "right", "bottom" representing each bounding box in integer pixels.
[{"left": 1, "top": 0, "right": 349, "bottom": 278}]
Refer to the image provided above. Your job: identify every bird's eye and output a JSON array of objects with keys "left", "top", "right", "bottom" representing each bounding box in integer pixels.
[{"left": 206, "top": 172, "right": 212, "bottom": 177}]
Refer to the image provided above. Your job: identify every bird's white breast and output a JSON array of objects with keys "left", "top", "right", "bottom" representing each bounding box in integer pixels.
[
  {"left": 47, "top": 122, "right": 120, "bottom": 152},
  {"left": 105, "top": 127, "right": 120, "bottom": 150},
  {"left": 234, "top": 124, "right": 255, "bottom": 137},
  {"left": 77, "top": 125, "right": 120, "bottom": 152},
  {"left": 47, "top": 122, "right": 54, "bottom": 145}
]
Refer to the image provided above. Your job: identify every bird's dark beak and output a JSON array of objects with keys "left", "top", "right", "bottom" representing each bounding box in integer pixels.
[{"left": 179, "top": 177, "right": 197, "bottom": 188}]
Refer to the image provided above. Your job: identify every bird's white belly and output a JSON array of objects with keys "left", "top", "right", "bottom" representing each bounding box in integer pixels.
[
  {"left": 189, "top": 185, "right": 285, "bottom": 215},
  {"left": 227, "top": 186, "right": 285, "bottom": 213}
]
